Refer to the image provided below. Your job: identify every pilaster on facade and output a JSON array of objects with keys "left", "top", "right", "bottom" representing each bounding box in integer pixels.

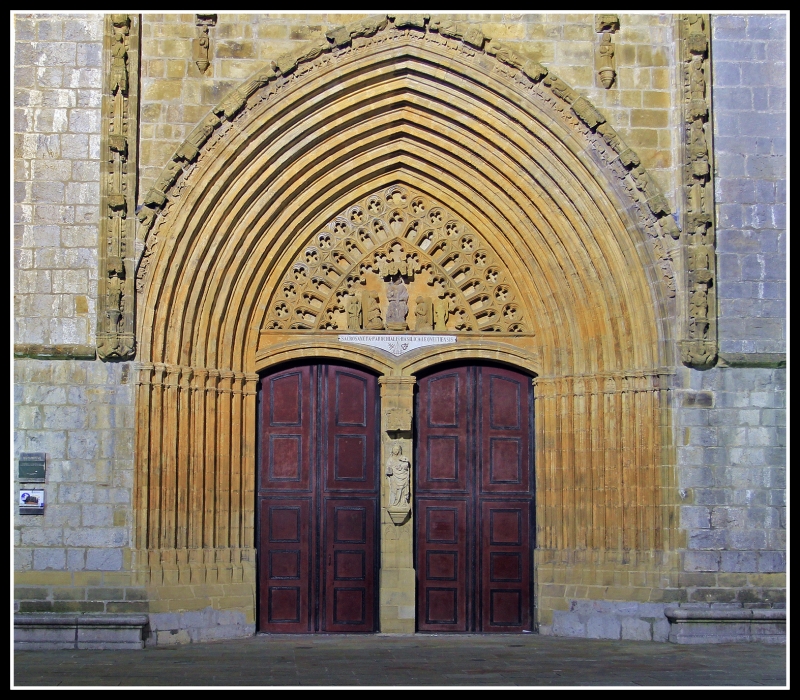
[
  {"left": 97, "top": 14, "right": 139, "bottom": 360},
  {"left": 678, "top": 14, "right": 717, "bottom": 370}
]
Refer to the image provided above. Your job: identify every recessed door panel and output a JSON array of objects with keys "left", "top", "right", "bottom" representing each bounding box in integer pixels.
[
  {"left": 416, "top": 498, "right": 468, "bottom": 631},
  {"left": 258, "top": 364, "right": 379, "bottom": 633},
  {"left": 417, "top": 367, "right": 469, "bottom": 493},
  {"left": 416, "top": 364, "right": 533, "bottom": 633}
]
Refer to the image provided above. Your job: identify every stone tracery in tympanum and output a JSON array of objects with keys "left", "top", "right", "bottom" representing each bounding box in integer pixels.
[{"left": 264, "top": 185, "right": 528, "bottom": 334}]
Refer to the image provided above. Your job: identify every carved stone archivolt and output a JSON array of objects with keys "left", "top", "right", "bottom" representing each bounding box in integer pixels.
[
  {"left": 263, "top": 186, "right": 529, "bottom": 334},
  {"left": 133, "top": 15, "right": 681, "bottom": 579},
  {"left": 135, "top": 14, "right": 680, "bottom": 309},
  {"left": 98, "top": 13, "right": 138, "bottom": 360},
  {"left": 679, "top": 14, "right": 717, "bottom": 370}
]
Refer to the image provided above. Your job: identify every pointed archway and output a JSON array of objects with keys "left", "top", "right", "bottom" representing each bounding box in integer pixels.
[{"left": 132, "top": 16, "right": 679, "bottom": 632}]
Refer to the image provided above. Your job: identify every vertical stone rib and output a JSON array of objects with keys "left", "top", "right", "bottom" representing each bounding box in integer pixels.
[
  {"left": 161, "top": 366, "right": 180, "bottom": 549},
  {"left": 620, "top": 375, "right": 634, "bottom": 551},
  {"left": 589, "top": 377, "right": 604, "bottom": 550},
  {"left": 553, "top": 379, "right": 567, "bottom": 549},
  {"left": 229, "top": 375, "right": 244, "bottom": 549},
  {"left": 562, "top": 378, "right": 575, "bottom": 550},
  {"left": 148, "top": 364, "right": 166, "bottom": 549},
  {"left": 176, "top": 367, "right": 193, "bottom": 549},
  {"left": 574, "top": 378, "right": 587, "bottom": 549},
  {"left": 204, "top": 370, "right": 219, "bottom": 547},
  {"left": 242, "top": 374, "right": 259, "bottom": 549},
  {"left": 189, "top": 369, "right": 208, "bottom": 549},
  {"left": 216, "top": 371, "right": 234, "bottom": 548},
  {"left": 134, "top": 364, "right": 154, "bottom": 551},
  {"left": 605, "top": 376, "right": 621, "bottom": 551}
]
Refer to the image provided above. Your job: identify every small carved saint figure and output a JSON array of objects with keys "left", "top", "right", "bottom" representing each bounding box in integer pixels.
[
  {"left": 597, "top": 33, "right": 616, "bottom": 89},
  {"left": 386, "top": 277, "right": 409, "bottom": 330},
  {"left": 414, "top": 295, "right": 432, "bottom": 331},
  {"left": 346, "top": 293, "right": 362, "bottom": 330},
  {"left": 365, "top": 292, "right": 384, "bottom": 330},
  {"left": 106, "top": 272, "right": 124, "bottom": 334},
  {"left": 433, "top": 294, "right": 449, "bottom": 331},
  {"left": 109, "top": 33, "right": 128, "bottom": 95},
  {"left": 386, "top": 443, "right": 411, "bottom": 507}
]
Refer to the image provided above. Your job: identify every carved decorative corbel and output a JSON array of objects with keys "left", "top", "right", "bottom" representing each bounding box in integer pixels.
[
  {"left": 679, "top": 14, "right": 717, "bottom": 369},
  {"left": 595, "top": 14, "right": 619, "bottom": 89},
  {"left": 194, "top": 14, "right": 217, "bottom": 74},
  {"left": 98, "top": 14, "right": 139, "bottom": 360}
]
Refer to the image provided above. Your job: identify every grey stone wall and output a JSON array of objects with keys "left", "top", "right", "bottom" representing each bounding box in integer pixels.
[
  {"left": 669, "top": 13, "right": 786, "bottom": 605},
  {"left": 14, "top": 13, "right": 103, "bottom": 348},
  {"left": 675, "top": 367, "right": 785, "bottom": 601},
  {"left": 712, "top": 14, "right": 786, "bottom": 354},
  {"left": 14, "top": 359, "right": 137, "bottom": 612}
]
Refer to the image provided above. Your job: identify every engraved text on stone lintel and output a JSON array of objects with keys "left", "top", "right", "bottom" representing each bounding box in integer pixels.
[{"left": 339, "top": 334, "right": 456, "bottom": 356}]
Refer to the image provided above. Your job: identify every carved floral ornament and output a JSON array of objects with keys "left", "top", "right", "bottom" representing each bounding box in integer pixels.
[
  {"left": 263, "top": 186, "right": 527, "bottom": 334},
  {"left": 135, "top": 13, "right": 681, "bottom": 303}
]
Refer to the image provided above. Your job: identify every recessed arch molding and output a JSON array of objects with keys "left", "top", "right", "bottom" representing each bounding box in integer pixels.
[{"left": 129, "top": 14, "right": 682, "bottom": 629}]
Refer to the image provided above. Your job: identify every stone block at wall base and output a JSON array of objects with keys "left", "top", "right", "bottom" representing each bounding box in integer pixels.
[
  {"left": 14, "top": 613, "right": 148, "bottom": 650},
  {"left": 146, "top": 607, "right": 254, "bottom": 645},
  {"left": 665, "top": 604, "right": 785, "bottom": 643}
]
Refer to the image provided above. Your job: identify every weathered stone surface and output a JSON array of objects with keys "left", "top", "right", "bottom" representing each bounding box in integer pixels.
[{"left": 13, "top": 12, "right": 786, "bottom": 643}]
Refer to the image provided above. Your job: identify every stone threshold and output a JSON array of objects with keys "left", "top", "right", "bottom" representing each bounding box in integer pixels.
[
  {"left": 665, "top": 605, "right": 786, "bottom": 644},
  {"left": 15, "top": 613, "right": 149, "bottom": 650}
]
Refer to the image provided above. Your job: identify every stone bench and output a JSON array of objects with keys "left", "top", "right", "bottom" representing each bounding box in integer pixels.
[
  {"left": 665, "top": 605, "right": 786, "bottom": 644},
  {"left": 14, "top": 613, "right": 149, "bottom": 650}
]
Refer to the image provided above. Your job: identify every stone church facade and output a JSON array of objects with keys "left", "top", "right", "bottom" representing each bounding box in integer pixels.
[{"left": 14, "top": 13, "right": 785, "bottom": 646}]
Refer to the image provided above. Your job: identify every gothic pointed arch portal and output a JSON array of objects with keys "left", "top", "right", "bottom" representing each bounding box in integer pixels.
[{"left": 133, "top": 16, "right": 680, "bottom": 632}]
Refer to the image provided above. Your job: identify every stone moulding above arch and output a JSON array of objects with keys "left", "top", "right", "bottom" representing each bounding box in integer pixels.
[
  {"left": 253, "top": 334, "right": 543, "bottom": 378},
  {"left": 136, "top": 14, "right": 680, "bottom": 252}
]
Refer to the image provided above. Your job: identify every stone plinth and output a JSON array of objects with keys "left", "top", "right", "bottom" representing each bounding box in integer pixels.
[
  {"left": 665, "top": 605, "right": 786, "bottom": 644},
  {"left": 14, "top": 613, "right": 149, "bottom": 650}
]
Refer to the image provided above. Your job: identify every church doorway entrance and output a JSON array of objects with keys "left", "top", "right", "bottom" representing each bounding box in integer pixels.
[
  {"left": 257, "top": 363, "right": 380, "bottom": 633},
  {"left": 415, "top": 364, "right": 534, "bottom": 632}
]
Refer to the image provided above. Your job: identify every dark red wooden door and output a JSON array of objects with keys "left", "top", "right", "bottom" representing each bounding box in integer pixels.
[
  {"left": 258, "top": 364, "right": 379, "bottom": 633},
  {"left": 416, "top": 364, "right": 533, "bottom": 632}
]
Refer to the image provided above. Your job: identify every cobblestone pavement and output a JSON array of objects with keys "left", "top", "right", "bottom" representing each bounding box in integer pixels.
[{"left": 14, "top": 635, "right": 787, "bottom": 687}]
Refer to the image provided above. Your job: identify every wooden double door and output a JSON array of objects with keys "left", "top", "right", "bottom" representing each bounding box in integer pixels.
[
  {"left": 258, "top": 364, "right": 380, "bottom": 633},
  {"left": 416, "top": 364, "right": 534, "bottom": 632}
]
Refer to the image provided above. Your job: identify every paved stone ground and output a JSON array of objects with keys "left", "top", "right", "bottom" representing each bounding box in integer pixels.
[{"left": 14, "top": 635, "right": 787, "bottom": 687}]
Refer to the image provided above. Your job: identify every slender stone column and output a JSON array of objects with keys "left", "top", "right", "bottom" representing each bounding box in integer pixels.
[{"left": 378, "top": 376, "right": 416, "bottom": 633}]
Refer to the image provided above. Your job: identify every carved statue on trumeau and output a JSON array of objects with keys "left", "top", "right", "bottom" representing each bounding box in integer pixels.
[{"left": 386, "top": 442, "right": 411, "bottom": 507}]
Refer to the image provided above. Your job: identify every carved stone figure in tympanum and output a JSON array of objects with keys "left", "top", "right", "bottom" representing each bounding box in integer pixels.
[
  {"left": 346, "top": 292, "right": 363, "bottom": 330},
  {"left": 386, "top": 277, "right": 409, "bottom": 331},
  {"left": 365, "top": 291, "right": 384, "bottom": 330},
  {"left": 414, "top": 295, "right": 433, "bottom": 331},
  {"left": 386, "top": 442, "right": 411, "bottom": 507},
  {"left": 433, "top": 294, "right": 450, "bottom": 331}
]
